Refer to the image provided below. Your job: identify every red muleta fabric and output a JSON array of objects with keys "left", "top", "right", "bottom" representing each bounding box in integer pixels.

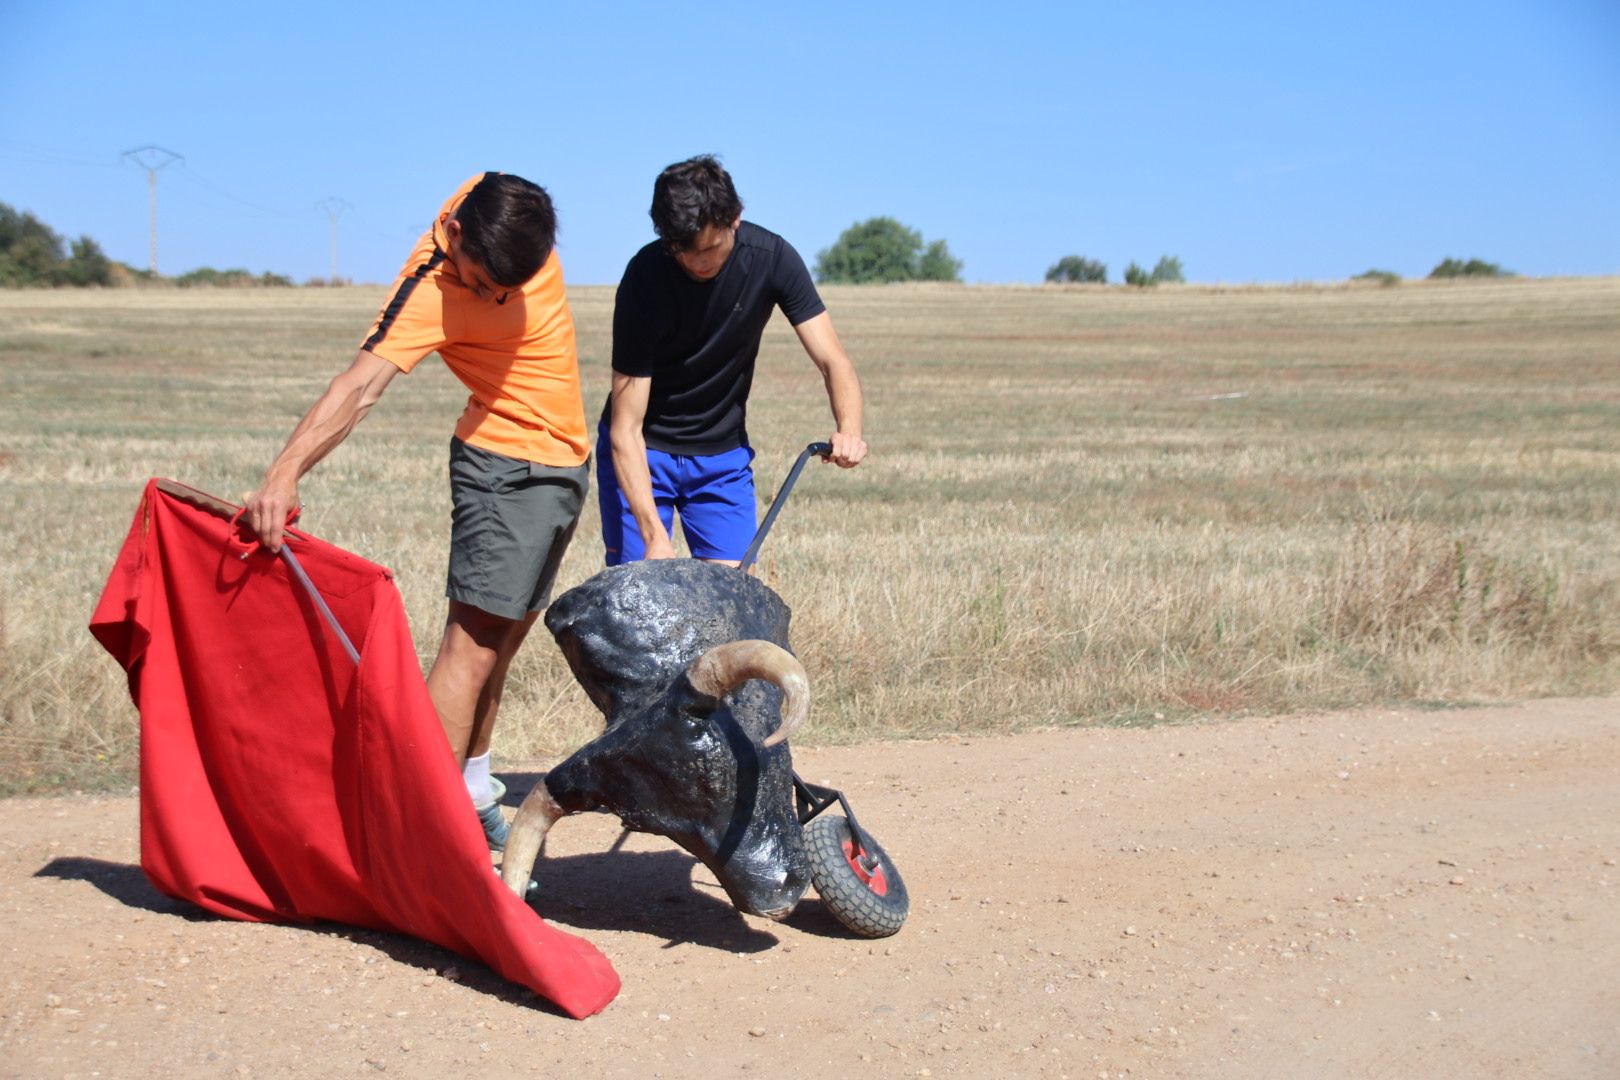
[{"left": 88, "top": 480, "right": 620, "bottom": 1018}]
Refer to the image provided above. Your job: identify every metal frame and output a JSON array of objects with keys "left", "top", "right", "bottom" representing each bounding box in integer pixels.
[
  {"left": 739, "top": 441, "right": 832, "bottom": 570},
  {"left": 792, "top": 771, "right": 880, "bottom": 872}
]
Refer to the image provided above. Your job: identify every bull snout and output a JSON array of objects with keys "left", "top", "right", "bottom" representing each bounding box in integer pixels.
[{"left": 717, "top": 823, "right": 812, "bottom": 919}]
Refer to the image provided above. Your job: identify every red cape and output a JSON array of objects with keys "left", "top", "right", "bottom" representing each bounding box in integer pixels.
[{"left": 88, "top": 480, "right": 620, "bottom": 1018}]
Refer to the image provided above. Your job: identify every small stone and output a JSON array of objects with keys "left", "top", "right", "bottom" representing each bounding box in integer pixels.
[
  {"left": 748, "top": 1026, "right": 766, "bottom": 1037},
  {"left": 1123, "top": 926, "right": 1137, "bottom": 936},
  {"left": 1449, "top": 877, "right": 1465, "bottom": 886}
]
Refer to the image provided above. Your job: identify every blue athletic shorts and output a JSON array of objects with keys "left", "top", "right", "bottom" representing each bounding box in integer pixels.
[{"left": 595, "top": 424, "right": 757, "bottom": 565}]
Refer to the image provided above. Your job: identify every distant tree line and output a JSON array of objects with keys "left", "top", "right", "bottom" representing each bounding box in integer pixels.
[
  {"left": 1427, "top": 257, "right": 1509, "bottom": 279},
  {"left": 174, "top": 267, "right": 294, "bottom": 287},
  {"left": 1, "top": 201, "right": 304, "bottom": 288},
  {"left": 1351, "top": 259, "right": 1513, "bottom": 286},
  {"left": 1041, "top": 251, "right": 1518, "bottom": 288},
  {"left": 1046, "top": 253, "right": 1185, "bottom": 286},
  {"left": 1045, "top": 255, "right": 1106, "bottom": 283}
]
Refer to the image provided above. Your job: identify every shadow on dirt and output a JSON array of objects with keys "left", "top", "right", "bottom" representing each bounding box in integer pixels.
[
  {"left": 38, "top": 840, "right": 858, "bottom": 972},
  {"left": 522, "top": 846, "right": 781, "bottom": 952},
  {"left": 498, "top": 771, "right": 869, "bottom": 945},
  {"left": 35, "top": 856, "right": 572, "bottom": 1014},
  {"left": 34, "top": 856, "right": 197, "bottom": 917}
]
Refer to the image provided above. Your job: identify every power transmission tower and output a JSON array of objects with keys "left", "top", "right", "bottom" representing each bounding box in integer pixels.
[
  {"left": 121, "top": 146, "right": 183, "bottom": 274},
  {"left": 315, "top": 198, "right": 352, "bottom": 284}
]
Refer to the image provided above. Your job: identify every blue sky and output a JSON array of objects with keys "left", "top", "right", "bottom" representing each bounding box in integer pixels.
[{"left": 3, "top": 2, "right": 1616, "bottom": 285}]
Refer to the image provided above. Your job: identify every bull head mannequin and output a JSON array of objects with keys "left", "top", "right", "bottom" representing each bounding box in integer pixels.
[{"left": 502, "top": 560, "right": 813, "bottom": 918}]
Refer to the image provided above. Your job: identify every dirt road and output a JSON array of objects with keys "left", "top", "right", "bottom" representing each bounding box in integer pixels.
[{"left": 3, "top": 697, "right": 1617, "bottom": 1079}]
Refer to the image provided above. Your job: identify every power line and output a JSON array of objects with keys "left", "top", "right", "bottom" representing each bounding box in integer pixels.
[
  {"left": 314, "top": 198, "right": 351, "bottom": 282},
  {"left": 121, "top": 145, "right": 183, "bottom": 273},
  {"left": 172, "top": 166, "right": 302, "bottom": 218},
  {"left": 0, "top": 138, "right": 120, "bottom": 169}
]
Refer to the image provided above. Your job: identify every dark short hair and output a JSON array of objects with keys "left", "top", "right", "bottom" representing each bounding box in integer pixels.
[
  {"left": 453, "top": 173, "right": 557, "bottom": 288},
  {"left": 650, "top": 155, "right": 743, "bottom": 252}
]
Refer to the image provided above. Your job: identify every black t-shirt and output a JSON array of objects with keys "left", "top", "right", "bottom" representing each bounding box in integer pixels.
[{"left": 606, "top": 221, "right": 826, "bottom": 455}]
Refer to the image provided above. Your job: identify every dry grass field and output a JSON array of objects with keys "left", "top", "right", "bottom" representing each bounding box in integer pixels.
[{"left": 1, "top": 278, "right": 1616, "bottom": 793}]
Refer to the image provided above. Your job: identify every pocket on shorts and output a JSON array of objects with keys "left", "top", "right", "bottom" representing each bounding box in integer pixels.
[{"left": 450, "top": 438, "right": 528, "bottom": 496}]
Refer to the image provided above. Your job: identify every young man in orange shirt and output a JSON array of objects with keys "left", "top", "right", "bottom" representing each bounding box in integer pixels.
[{"left": 245, "top": 172, "right": 588, "bottom": 851}]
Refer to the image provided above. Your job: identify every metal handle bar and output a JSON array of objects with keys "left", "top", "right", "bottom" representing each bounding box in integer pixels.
[
  {"left": 280, "top": 545, "right": 360, "bottom": 666},
  {"left": 739, "top": 441, "right": 832, "bottom": 570}
]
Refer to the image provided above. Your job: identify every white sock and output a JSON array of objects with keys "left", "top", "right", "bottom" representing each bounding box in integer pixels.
[{"left": 464, "top": 751, "right": 493, "bottom": 808}]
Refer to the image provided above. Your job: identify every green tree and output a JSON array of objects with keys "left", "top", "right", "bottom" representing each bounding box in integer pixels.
[
  {"left": 815, "top": 216, "right": 961, "bottom": 283},
  {"left": 1045, "top": 255, "right": 1107, "bottom": 283},
  {"left": 918, "top": 239, "right": 963, "bottom": 282},
  {"left": 0, "top": 204, "right": 66, "bottom": 286},
  {"left": 1428, "top": 257, "right": 1509, "bottom": 279},
  {"left": 1123, "top": 261, "right": 1150, "bottom": 287},
  {"left": 1149, "top": 255, "right": 1185, "bottom": 284},
  {"left": 63, "top": 237, "right": 112, "bottom": 286},
  {"left": 1, "top": 203, "right": 113, "bottom": 286}
]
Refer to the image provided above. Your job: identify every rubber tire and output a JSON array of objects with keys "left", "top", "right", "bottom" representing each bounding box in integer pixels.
[{"left": 804, "top": 814, "right": 909, "bottom": 938}]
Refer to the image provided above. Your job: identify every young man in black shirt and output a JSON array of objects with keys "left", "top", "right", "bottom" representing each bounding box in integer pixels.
[{"left": 599, "top": 155, "right": 866, "bottom": 565}]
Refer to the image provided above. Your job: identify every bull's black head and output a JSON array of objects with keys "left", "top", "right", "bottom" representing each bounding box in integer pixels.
[{"left": 537, "top": 560, "right": 811, "bottom": 917}]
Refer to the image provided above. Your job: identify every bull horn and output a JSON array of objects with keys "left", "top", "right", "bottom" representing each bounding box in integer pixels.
[
  {"left": 501, "top": 783, "right": 567, "bottom": 897},
  {"left": 686, "top": 640, "right": 809, "bottom": 749}
]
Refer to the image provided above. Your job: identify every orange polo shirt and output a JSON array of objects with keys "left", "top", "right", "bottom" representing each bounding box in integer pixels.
[{"left": 360, "top": 173, "right": 588, "bottom": 466}]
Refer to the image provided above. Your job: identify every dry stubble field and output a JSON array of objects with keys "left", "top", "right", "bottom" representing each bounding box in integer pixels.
[{"left": 1, "top": 277, "right": 1618, "bottom": 791}]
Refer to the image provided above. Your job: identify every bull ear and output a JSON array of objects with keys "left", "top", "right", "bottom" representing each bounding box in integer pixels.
[{"left": 680, "top": 692, "right": 718, "bottom": 736}]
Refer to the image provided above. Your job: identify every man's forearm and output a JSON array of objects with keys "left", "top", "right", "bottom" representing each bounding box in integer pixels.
[
  {"left": 822, "top": 358, "right": 864, "bottom": 439},
  {"left": 247, "top": 351, "right": 397, "bottom": 549},
  {"left": 794, "top": 311, "right": 867, "bottom": 467},
  {"left": 265, "top": 371, "right": 376, "bottom": 486},
  {"left": 610, "top": 423, "right": 669, "bottom": 546}
]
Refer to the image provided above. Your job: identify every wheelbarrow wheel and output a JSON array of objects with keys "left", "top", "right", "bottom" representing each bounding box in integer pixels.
[{"left": 804, "top": 814, "right": 908, "bottom": 938}]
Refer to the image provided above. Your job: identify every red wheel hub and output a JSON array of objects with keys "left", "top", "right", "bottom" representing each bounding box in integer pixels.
[{"left": 842, "top": 836, "right": 889, "bottom": 896}]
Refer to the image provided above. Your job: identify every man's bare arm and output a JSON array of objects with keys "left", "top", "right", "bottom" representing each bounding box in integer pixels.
[
  {"left": 608, "top": 372, "right": 676, "bottom": 559},
  {"left": 244, "top": 349, "right": 400, "bottom": 550},
  {"left": 793, "top": 311, "right": 867, "bottom": 467}
]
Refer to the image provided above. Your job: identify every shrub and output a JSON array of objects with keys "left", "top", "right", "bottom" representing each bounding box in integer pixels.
[
  {"left": 1045, "top": 255, "right": 1107, "bottom": 284},
  {"left": 1354, "top": 269, "right": 1402, "bottom": 286},
  {"left": 61, "top": 238, "right": 113, "bottom": 286},
  {"left": 1149, "top": 255, "right": 1185, "bottom": 284},
  {"left": 176, "top": 267, "right": 294, "bottom": 287},
  {"left": 1123, "top": 262, "right": 1150, "bottom": 287},
  {"left": 1429, "top": 257, "right": 1510, "bottom": 279}
]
